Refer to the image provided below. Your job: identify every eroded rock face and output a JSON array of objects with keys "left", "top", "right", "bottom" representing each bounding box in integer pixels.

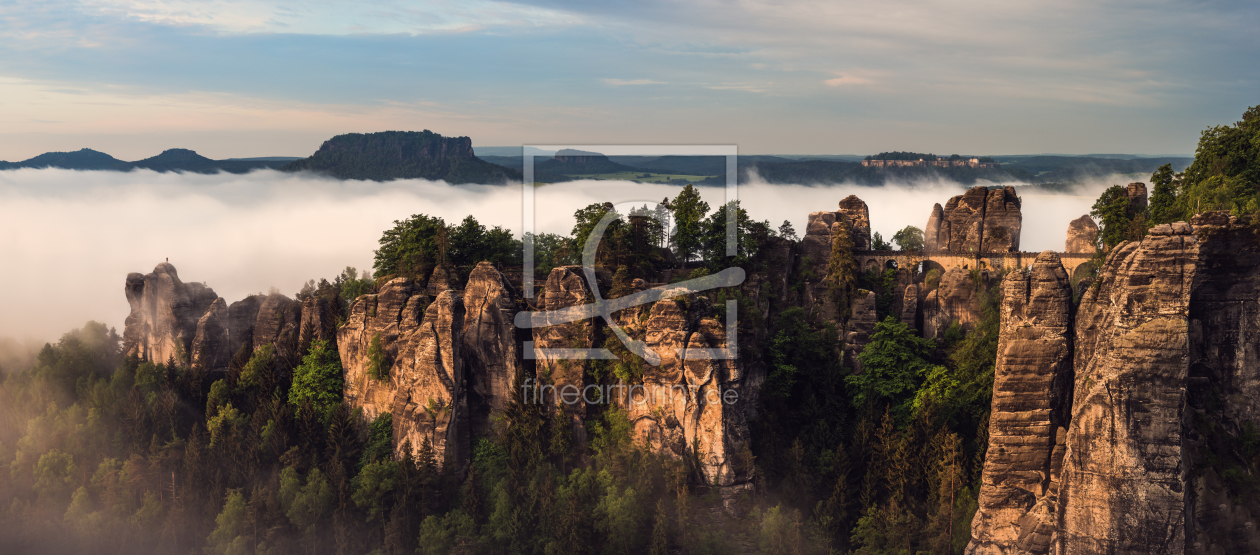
[
  {"left": 967, "top": 252, "right": 1073, "bottom": 555},
  {"left": 1065, "top": 215, "right": 1099, "bottom": 254},
  {"left": 1183, "top": 212, "right": 1260, "bottom": 554},
  {"left": 926, "top": 203, "right": 946, "bottom": 252},
  {"left": 461, "top": 262, "right": 521, "bottom": 436},
  {"left": 900, "top": 284, "right": 920, "bottom": 330},
  {"left": 391, "top": 290, "right": 467, "bottom": 470},
  {"left": 123, "top": 262, "right": 221, "bottom": 366},
  {"left": 837, "top": 195, "right": 873, "bottom": 250},
  {"left": 338, "top": 277, "right": 428, "bottom": 420},
  {"left": 191, "top": 299, "right": 231, "bottom": 372},
  {"left": 253, "top": 293, "right": 302, "bottom": 362},
  {"left": 927, "top": 186, "right": 1022, "bottom": 253},
  {"left": 530, "top": 266, "right": 601, "bottom": 442},
  {"left": 845, "top": 290, "right": 877, "bottom": 371},
  {"left": 1057, "top": 223, "right": 1199, "bottom": 554},
  {"left": 624, "top": 294, "right": 753, "bottom": 488},
  {"left": 923, "top": 267, "right": 982, "bottom": 340},
  {"left": 299, "top": 296, "right": 338, "bottom": 349}
]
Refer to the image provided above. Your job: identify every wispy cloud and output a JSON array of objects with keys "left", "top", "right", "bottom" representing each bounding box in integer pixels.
[
  {"left": 824, "top": 75, "right": 873, "bottom": 87},
  {"left": 602, "top": 78, "right": 665, "bottom": 86},
  {"left": 0, "top": 167, "right": 1113, "bottom": 341}
]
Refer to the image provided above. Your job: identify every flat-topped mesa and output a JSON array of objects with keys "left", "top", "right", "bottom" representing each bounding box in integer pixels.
[
  {"left": 925, "top": 186, "right": 1022, "bottom": 254},
  {"left": 967, "top": 252, "right": 1073, "bottom": 555},
  {"left": 1065, "top": 215, "right": 1099, "bottom": 253}
]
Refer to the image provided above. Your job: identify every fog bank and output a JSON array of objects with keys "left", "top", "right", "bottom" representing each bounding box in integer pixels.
[{"left": 0, "top": 168, "right": 1113, "bottom": 343}]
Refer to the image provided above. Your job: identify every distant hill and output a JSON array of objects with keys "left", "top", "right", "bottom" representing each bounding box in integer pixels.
[
  {"left": 133, "top": 149, "right": 288, "bottom": 174},
  {"left": 3, "top": 149, "right": 134, "bottom": 171},
  {"left": 533, "top": 149, "right": 643, "bottom": 175},
  {"left": 0, "top": 147, "right": 290, "bottom": 174},
  {"left": 281, "top": 131, "right": 520, "bottom": 183},
  {"left": 996, "top": 155, "right": 1193, "bottom": 181},
  {"left": 699, "top": 159, "right": 1028, "bottom": 185}
]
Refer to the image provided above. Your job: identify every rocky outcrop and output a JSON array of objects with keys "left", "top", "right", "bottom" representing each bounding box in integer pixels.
[
  {"left": 925, "top": 186, "right": 1022, "bottom": 253},
  {"left": 281, "top": 130, "right": 520, "bottom": 183},
  {"left": 844, "top": 290, "right": 878, "bottom": 371},
  {"left": 1183, "top": 212, "right": 1260, "bottom": 554},
  {"left": 530, "top": 266, "right": 602, "bottom": 443},
  {"left": 967, "top": 252, "right": 1073, "bottom": 555},
  {"left": 390, "top": 290, "right": 467, "bottom": 471},
  {"left": 1056, "top": 222, "right": 1200, "bottom": 554},
  {"left": 1125, "top": 182, "right": 1148, "bottom": 213},
  {"left": 253, "top": 293, "right": 301, "bottom": 362},
  {"left": 123, "top": 262, "right": 220, "bottom": 366},
  {"left": 899, "top": 284, "right": 919, "bottom": 330},
  {"left": 427, "top": 264, "right": 456, "bottom": 296},
  {"left": 338, "top": 278, "right": 429, "bottom": 420},
  {"left": 299, "top": 296, "right": 338, "bottom": 349},
  {"left": 624, "top": 293, "right": 754, "bottom": 489},
  {"left": 837, "top": 195, "right": 873, "bottom": 250},
  {"left": 191, "top": 299, "right": 231, "bottom": 372},
  {"left": 461, "top": 262, "right": 522, "bottom": 436},
  {"left": 1065, "top": 215, "right": 1099, "bottom": 253},
  {"left": 227, "top": 296, "right": 263, "bottom": 353},
  {"left": 923, "top": 267, "right": 983, "bottom": 340}
]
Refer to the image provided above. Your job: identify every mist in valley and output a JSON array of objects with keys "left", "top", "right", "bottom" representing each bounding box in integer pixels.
[{"left": 0, "top": 167, "right": 1119, "bottom": 345}]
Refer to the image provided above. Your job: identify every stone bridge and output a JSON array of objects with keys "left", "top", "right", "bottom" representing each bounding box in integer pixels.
[{"left": 853, "top": 250, "right": 1096, "bottom": 283}]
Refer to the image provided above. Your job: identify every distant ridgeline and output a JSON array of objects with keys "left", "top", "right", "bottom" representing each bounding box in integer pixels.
[
  {"left": 1, "top": 135, "right": 1195, "bottom": 185},
  {"left": 861, "top": 151, "right": 998, "bottom": 168},
  {"left": 0, "top": 130, "right": 522, "bottom": 183},
  {"left": 0, "top": 148, "right": 295, "bottom": 174}
]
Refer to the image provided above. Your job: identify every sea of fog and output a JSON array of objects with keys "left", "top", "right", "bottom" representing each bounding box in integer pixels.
[{"left": 0, "top": 168, "right": 1117, "bottom": 344}]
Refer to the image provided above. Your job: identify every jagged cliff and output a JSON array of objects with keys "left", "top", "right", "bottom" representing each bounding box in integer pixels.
[
  {"left": 968, "top": 252, "right": 1074, "bottom": 555},
  {"left": 925, "top": 185, "right": 1022, "bottom": 253},
  {"left": 968, "top": 213, "right": 1260, "bottom": 554}
]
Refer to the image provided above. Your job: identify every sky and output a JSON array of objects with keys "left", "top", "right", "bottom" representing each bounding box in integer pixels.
[
  {"left": 1, "top": 0, "right": 1257, "bottom": 160},
  {"left": 0, "top": 168, "right": 1112, "bottom": 342}
]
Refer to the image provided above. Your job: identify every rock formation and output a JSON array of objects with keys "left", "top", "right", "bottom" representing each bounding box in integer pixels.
[
  {"left": 389, "top": 290, "right": 468, "bottom": 471},
  {"left": 925, "top": 186, "right": 1022, "bottom": 253},
  {"left": 124, "top": 263, "right": 221, "bottom": 367},
  {"left": 191, "top": 299, "right": 231, "bottom": 372},
  {"left": 922, "top": 267, "right": 983, "bottom": 340},
  {"left": 1065, "top": 215, "right": 1099, "bottom": 253},
  {"left": 1124, "top": 182, "right": 1148, "bottom": 213},
  {"left": 844, "top": 290, "right": 878, "bottom": 371},
  {"left": 899, "top": 283, "right": 919, "bottom": 330},
  {"left": 461, "top": 262, "right": 522, "bottom": 436},
  {"left": 529, "top": 266, "right": 602, "bottom": 444},
  {"left": 967, "top": 252, "right": 1073, "bottom": 555},
  {"left": 837, "top": 195, "right": 873, "bottom": 250},
  {"left": 338, "top": 277, "right": 430, "bottom": 420},
  {"left": 967, "top": 214, "right": 1260, "bottom": 553}
]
